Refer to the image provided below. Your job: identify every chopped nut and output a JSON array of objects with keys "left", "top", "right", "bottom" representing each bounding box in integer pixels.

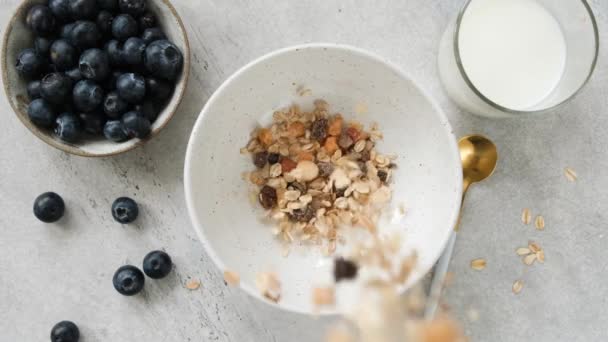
[
  {"left": 280, "top": 158, "right": 297, "bottom": 173},
  {"left": 185, "top": 279, "right": 201, "bottom": 290},
  {"left": 317, "top": 162, "right": 334, "bottom": 178},
  {"left": 324, "top": 136, "right": 339, "bottom": 155},
  {"left": 312, "top": 287, "right": 335, "bottom": 307},
  {"left": 288, "top": 121, "right": 306, "bottom": 137},
  {"left": 328, "top": 116, "right": 343, "bottom": 136},
  {"left": 298, "top": 151, "right": 314, "bottom": 161},
  {"left": 223, "top": 271, "right": 240, "bottom": 286},
  {"left": 512, "top": 280, "right": 523, "bottom": 294},
  {"left": 470, "top": 258, "right": 486, "bottom": 270},
  {"left": 331, "top": 168, "right": 351, "bottom": 190},
  {"left": 258, "top": 128, "right": 273, "bottom": 146},
  {"left": 290, "top": 160, "right": 319, "bottom": 182},
  {"left": 255, "top": 272, "right": 281, "bottom": 302}
]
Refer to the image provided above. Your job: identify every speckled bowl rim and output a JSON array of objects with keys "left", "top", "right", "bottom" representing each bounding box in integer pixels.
[
  {"left": 184, "top": 43, "right": 462, "bottom": 315},
  {"left": 1, "top": 0, "right": 191, "bottom": 157}
]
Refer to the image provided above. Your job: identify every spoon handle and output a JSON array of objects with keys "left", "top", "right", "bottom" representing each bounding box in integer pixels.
[{"left": 424, "top": 230, "right": 457, "bottom": 319}]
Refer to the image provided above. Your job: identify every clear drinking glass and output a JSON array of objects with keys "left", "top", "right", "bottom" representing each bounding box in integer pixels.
[{"left": 438, "top": 0, "right": 599, "bottom": 118}]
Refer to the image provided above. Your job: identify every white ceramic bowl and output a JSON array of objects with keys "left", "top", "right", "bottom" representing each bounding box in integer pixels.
[
  {"left": 184, "top": 44, "right": 462, "bottom": 314},
  {"left": 1, "top": 0, "right": 190, "bottom": 157}
]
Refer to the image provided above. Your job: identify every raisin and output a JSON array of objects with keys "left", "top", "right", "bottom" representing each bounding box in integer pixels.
[
  {"left": 258, "top": 186, "right": 277, "bottom": 209},
  {"left": 289, "top": 182, "right": 307, "bottom": 194},
  {"left": 338, "top": 134, "right": 353, "bottom": 149},
  {"left": 377, "top": 170, "right": 388, "bottom": 183},
  {"left": 311, "top": 118, "right": 328, "bottom": 142},
  {"left": 253, "top": 152, "right": 268, "bottom": 168},
  {"left": 289, "top": 205, "right": 315, "bottom": 223},
  {"left": 317, "top": 162, "right": 334, "bottom": 178},
  {"left": 334, "top": 257, "right": 358, "bottom": 282},
  {"left": 268, "top": 153, "right": 280, "bottom": 164}
]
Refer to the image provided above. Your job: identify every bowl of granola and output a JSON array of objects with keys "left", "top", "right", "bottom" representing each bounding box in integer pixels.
[{"left": 184, "top": 44, "right": 462, "bottom": 314}]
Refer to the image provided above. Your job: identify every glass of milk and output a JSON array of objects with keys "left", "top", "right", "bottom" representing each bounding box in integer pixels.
[{"left": 438, "top": 0, "right": 598, "bottom": 118}]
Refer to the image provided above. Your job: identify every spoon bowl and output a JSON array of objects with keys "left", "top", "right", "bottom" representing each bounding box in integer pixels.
[{"left": 459, "top": 135, "right": 498, "bottom": 187}]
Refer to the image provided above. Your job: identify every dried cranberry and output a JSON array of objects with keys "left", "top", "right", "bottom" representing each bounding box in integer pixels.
[
  {"left": 267, "top": 153, "right": 280, "bottom": 164},
  {"left": 258, "top": 185, "right": 277, "bottom": 209},
  {"left": 311, "top": 118, "right": 328, "bottom": 142},
  {"left": 317, "top": 162, "right": 334, "bottom": 178},
  {"left": 377, "top": 170, "right": 388, "bottom": 183},
  {"left": 338, "top": 134, "right": 353, "bottom": 149},
  {"left": 253, "top": 152, "right": 268, "bottom": 168},
  {"left": 281, "top": 158, "right": 297, "bottom": 173},
  {"left": 289, "top": 205, "right": 315, "bottom": 223},
  {"left": 334, "top": 257, "right": 358, "bottom": 282}
]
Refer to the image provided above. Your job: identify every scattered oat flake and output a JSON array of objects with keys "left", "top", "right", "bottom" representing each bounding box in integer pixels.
[
  {"left": 223, "top": 270, "right": 240, "bottom": 286},
  {"left": 516, "top": 247, "right": 531, "bottom": 256},
  {"left": 521, "top": 208, "right": 532, "bottom": 225},
  {"left": 564, "top": 167, "right": 577, "bottom": 182},
  {"left": 512, "top": 280, "right": 523, "bottom": 294},
  {"left": 255, "top": 272, "right": 281, "bottom": 302},
  {"left": 528, "top": 242, "right": 541, "bottom": 253},
  {"left": 537, "top": 250, "right": 545, "bottom": 263},
  {"left": 535, "top": 215, "right": 545, "bottom": 230},
  {"left": 312, "top": 286, "right": 335, "bottom": 307},
  {"left": 185, "top": 279, "right": 201, "bottom": 290},
  {"left": 470, "top": 258, "right": 486, "bottom": 270},
  {"left": 523, "top": 253, "right": 537, "bottom": 265}
]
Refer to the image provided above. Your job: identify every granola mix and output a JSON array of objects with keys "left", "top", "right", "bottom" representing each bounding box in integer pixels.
[{"left": 241, "top": 100, "right": 396, "bottom": 253}]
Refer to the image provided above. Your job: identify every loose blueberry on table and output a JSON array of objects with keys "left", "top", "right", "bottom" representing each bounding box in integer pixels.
[
  {"left": 50, "top": 320, "right": 80, "bottom": 342},
  {"left": 33, "top": 192, "right": 65, "bottom": 223},
  {"left": 111, "top": 196, "right": 139, "bottom": 223},
  {"left": 143, "top": 250, "right": 173, "bottom": 279},
  {"left": 112, "top": 265, "right": 145, "bottom": 295},
  {"left": 17, "top": 0, "right": 184, "bottom": 144}
]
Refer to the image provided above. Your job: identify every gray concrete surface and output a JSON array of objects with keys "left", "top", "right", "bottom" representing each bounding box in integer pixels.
[{"left": 1, "top": 0, "right": 607, "bottom": 341}]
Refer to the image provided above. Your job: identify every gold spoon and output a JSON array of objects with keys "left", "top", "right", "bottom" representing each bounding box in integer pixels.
[{"left": 425, "top": 135, "right": 498, "bottom": 319}]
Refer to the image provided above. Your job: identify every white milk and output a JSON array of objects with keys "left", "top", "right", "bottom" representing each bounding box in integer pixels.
[{"left": 457, "top": 0, "right": 567, "bottom": 110}]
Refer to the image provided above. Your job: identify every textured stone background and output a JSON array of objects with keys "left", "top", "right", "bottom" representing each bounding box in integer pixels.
[{"left": 1, "top": 0, "right": 606, "bottom": 341}]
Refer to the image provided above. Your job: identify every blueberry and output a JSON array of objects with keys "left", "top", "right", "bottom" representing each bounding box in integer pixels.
[
  {"left": 40, "top": 73, "right": 73, "bottom": 104},
  {"left": 112, "top": 265, "right": 145, "bottom": 296},
  {"left": 50, "top": 321, "right": 79, "bottom": 342},
  {"left": 134, "top": 100, "right": 160, "bottom": 122},
  {"left": 49, "top": 39, "right": 77, "bottom": 71},
  {"left": 116, "top": 73, "right": 145, "bottom": 103},
  {"left": 68, "top": 0, "right": 98, "bottom": 20},
  {"left": 15, "top": 48, "right": 47, "bottom": 79},
  {"left": 79, "top": 112, "right": 106, "bottom": 134},
  {"left": 26, "top": 5, "right": 56, "bottom": 37},
  {"left": 122, "top": 37, "right": 146, "bottom": 65},
  {"left": 143, "top": 250, "right": 172, "bottom": 279},
  {"left": 65, "top": 67, "right": 83, "bottom": 82},
  {"left": 34, "top": 37, "right": 52, "bottom": 57},
  {"left": 111, "top": 196, "right": 138, "bottom": 223},
  {"left": 141, "top": 27, "right": 165, "bottom": 44},
  {"left": 103, "top": 120, "right": 128, "bottom": 141},
  {"left": 138, "top": 11, "right": 155, "bottom": 31},
  {"left": 79, "top": 48, "right": 110, "bottom": 81},
  {"left": 27, "top": 80, "right": 42, "bottom": 100},
  {"left": 55, "top": 112, "right": 82, "bottom": 142},
  {"left": 96, "top": 10, "right": 114, "bottom": 35},
  {"left": 111, "top": 14, "right": 138, "bottom": 41},
  {"left": 28, "top": 98, "right": 56, "bottom": 127},
  {"left": 103, "top": 91, "right": 129, "bottom": 118},
  {"left": 104, "top": 40, "right": 124, "bottom": 66},
  {"left": 122, "top": 111, "right": 151, "bottom": 138},
  {"left": 73, "top": 79, "right": 104, "bottom": 112},
  {"left": 49, "top": 0, "right": 70, "bottom": 21},
  {"left": 97, "top": 0, "right": 118, "bottom": 11},
  {"left": 70, "top": 20, "right": 101, "bottom": 49},
  {"left": 33, "top": 192, "right": 65, "bottom": 223},
  {"left": 60, "top": 22, "right": 75, "bottom": 39},
  {"left": 144, "top": 40, "right": 183, "bottom": 81},
  {"left": 119, "top": 0, "right": 146, "bottom": 17},
  {"left": 145, "top": 77, "right": 173, "bottom": 101}
]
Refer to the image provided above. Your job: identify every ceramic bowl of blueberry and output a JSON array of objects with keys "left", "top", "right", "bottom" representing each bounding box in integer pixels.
[{"left": 1, "top": 0, "right": 190, "bottom": 157}]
